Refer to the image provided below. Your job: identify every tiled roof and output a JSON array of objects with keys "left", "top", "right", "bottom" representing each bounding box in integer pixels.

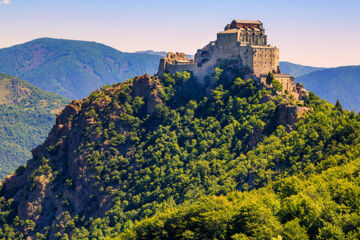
[{"left": 234, "top": 20, "right": 262, "bottom": 24}]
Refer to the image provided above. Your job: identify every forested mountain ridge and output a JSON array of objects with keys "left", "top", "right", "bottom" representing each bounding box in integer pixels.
[
  {"left": 1, "top": 63, "right": 360, "bottom": 239},
  {"left": 0, "top": 38, "right": 162, "bottom": 99},
  {"left": 0, "top": 74, "right": 69, "bottom": 179}
]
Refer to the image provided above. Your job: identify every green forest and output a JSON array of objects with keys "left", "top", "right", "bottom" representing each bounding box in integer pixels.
[
  {"left": 1, "top": 63, "right": 360, "bottom": 239},
  {"left": 0, "top": 74, "right": 69, "bottom": 178}
]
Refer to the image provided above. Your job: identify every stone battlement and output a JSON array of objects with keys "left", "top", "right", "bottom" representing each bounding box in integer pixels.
[
  {"left": 157, "top": 52, "right": 197, "bottom": 77},
  {"left": 163, "top": 52, "right": 194, "bottom": 64}
]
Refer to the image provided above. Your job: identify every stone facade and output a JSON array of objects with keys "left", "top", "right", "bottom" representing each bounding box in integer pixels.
[
  {"left": 157, "top": 20, "right": 308, "bottom": 100},
  {"left": 157, "top": 52, "right": 197, "bottom": 77},
  {"left": 250, "top": 74, "right": 309, "bottom": 100}
]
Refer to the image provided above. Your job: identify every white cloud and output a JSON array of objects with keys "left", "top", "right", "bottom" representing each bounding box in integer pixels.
[{"left": 0, "top": 0, "right": 11, "bottom": 5}]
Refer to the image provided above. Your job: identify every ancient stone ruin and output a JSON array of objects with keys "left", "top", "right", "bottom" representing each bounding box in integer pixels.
[{"left": 157, "top": 19, "right": 308, "bottom": 101}]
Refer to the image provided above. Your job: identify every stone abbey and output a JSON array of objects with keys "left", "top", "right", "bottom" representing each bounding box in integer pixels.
[{"left": 157, "top": 20, "right": 308, "bottom": 100}]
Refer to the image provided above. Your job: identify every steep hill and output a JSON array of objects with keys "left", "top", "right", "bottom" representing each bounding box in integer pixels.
[
  {"left": 0, "top": 38, "right": 162, "bottom": 99},
  {"left": 279, "top": 61, "right": 325, "bottom": 77},
  {"left": 297, "top": 65, "right": 360, "bottom": 112},
  {"left": 0, "top": 74, "right": 69, "bottom": 179},
  {"left": 1, "top": 64, "right": 360, "bottom": 239}
]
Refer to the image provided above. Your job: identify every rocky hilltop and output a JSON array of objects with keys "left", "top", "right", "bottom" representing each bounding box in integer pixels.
[{"left": 2, "top": 60, "right": 360, "bottom": 239}]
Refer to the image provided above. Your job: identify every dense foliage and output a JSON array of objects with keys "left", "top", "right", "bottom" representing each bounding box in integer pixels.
[
  {"left": 297, "top": 65, "right": 360, "bottom": 112},
  {"left": 1, "top": 66, "right": 360, "bottom": 239},
  {"left": 0, "top": 74, "right": 69, "bottom": 178},
  {"left": 0, "top": 38, "right": 162, "bottom": 99},
  {"left": 118, "top": 158, "right": 360, "bottom": 240}
]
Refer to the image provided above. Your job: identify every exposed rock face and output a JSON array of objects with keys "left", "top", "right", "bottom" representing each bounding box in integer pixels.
[
  {"left": 133, "top": 74, "right": 163, "bottom": 114},
  {"left": 147, "top": 90, "right": 162, "bottom": 114},
  {"left": 133, "top": 74, "right": 153, "bottom": 97},
  {"left": 248, "top": 129, "right": 263, "bottom": 148},
  {"left": 246, "top": 103, "right": 310, "bottom": 147},
  {"left": 3, "top": 98, "right": 90, "bottom": 235},
  {"left": 18, "top": 175, "right": 51, "bottom": 223},
  {"left": 276, "top": 104, "right": 310, "bottom": 131},
  {"left": 1, "top": 74, "right": 164, "bottom": 238}
]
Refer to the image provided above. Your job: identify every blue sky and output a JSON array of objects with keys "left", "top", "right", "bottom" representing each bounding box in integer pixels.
[{"left": 1, "top": 0, "right": 359, "bottom": 67}]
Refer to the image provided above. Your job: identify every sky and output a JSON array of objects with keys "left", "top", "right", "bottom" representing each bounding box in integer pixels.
[{"left": 0, "top": 0, "right": 359, "bottom": 67}]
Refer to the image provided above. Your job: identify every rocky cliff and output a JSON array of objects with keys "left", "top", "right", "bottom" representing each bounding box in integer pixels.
[{"left": 2, "top": 73, "right": 166, "bottom": 235}]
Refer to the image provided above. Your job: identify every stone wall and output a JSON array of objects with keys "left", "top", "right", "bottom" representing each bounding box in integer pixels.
[
  {"left": 165, "top": 62, "right": 198, "bottom": 74},
  {"left": 217, "top": 30, "right": 240, "bottom": 46},
  {"left": 252, "top": 46, "right": 279, "bottom": 75},
  {"left": 190, "top": 25, "right": 279, "bottom": 79},
  {"left": 252, "top": 73, "right": 308, "bottom": 101},
  {"left": 157, "top": 52, "right": 195, "bottom": 77}
]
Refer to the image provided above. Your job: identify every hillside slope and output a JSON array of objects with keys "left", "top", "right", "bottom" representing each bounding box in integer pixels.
[
  {"left": 297, "top": 65, "right": 360, "bottom": 112},
  {"left": 0, "top": 74, "right": 69, "bottom": 179},
  {"left": 0, "top": 38, "right": 162, "bottom": 99},
  {"left": 1, "top": 65, "right": 360, "bottom": 239},
  {"left": 119, "top": 156, "right": 360, "bottom": 240}
]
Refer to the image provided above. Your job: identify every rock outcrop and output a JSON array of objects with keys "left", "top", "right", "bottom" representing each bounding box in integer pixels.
[
  {"left": 0, "top": 74, "right": 167, "bottom": 238},
  {"left": 133, "top": 74, "right": 163, "bottom": 114},
  {"left": 276, "top": 104, "right": 311, "bottom": 131}
]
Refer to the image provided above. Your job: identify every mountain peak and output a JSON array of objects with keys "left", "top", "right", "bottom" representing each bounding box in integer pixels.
[{"left": 0, "top": 38, "right": 162, "bottom": 99}]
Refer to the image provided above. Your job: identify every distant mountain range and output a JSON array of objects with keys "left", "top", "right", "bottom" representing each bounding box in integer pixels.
[
  {"left": 136, "top": 50, "right": 193, "bottom": 59},
  {"left": 0, "top": 38, "right": 359, "bottom": 111},
  {"left": 297, "top": 66, "right": 360, "bottom": 112},
  {"left": 0, "top": 74, "right": 69, "bottom": 178},
  {"left": 280, "top": 62, "right": 360, "bottom": 112},
  {"left": 279, "top": 61, "right": 326, "bottom": 77},
  {"left": 0, "top": 38, "right": 162, "bottom": 99},
  {"left": 135, "top": 50, "right": 168, "bottom": 57}
]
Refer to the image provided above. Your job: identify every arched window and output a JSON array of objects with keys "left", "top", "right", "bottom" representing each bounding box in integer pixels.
[{"left": 201, "top": 51, "right": 210, "bottom": 57}]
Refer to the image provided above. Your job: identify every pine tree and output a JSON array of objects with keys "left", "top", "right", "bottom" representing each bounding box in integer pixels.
[{"left": 335, "top": 99, "right": 343, "bottom": 112}]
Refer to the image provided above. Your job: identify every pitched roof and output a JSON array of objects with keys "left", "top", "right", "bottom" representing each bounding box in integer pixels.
[
  {"left": 219, "top": 29, "right": 239, "bottom": 34},
  {"left": 233, "top": 20, "right": 262, "bottom": 25}
]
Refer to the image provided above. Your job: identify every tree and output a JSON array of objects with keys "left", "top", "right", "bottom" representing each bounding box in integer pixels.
[
  {"left": 272, "top": 80, "right": 283, "bottom": 92},
  {"left": 282, "top": 219, "right": 309, "bottom": 240},
  {"left": 335, "top": 99, "right": 343, "bottom": 112},
  {"left": 266, "top": 72, "right": 275, "bottom": 85}
]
